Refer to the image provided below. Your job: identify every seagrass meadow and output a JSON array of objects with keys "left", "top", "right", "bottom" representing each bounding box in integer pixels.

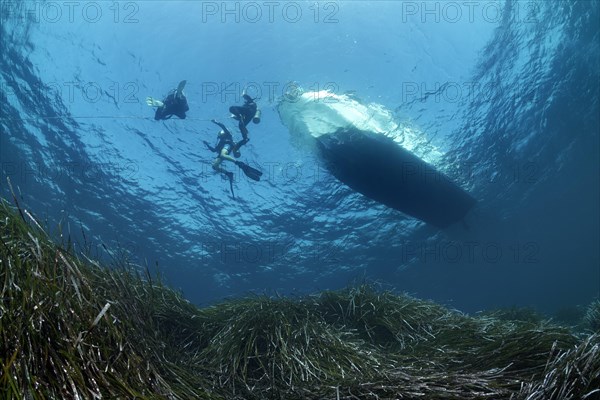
[{"left": 0, "top": 197, "right": 599, "bottom": 400}]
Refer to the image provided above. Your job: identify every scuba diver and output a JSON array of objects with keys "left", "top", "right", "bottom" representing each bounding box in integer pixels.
[
  {"left": 146, "top": 80, "right": 189, "bottom": 120},
  {"left": 203, "top": 119, "right": 262, "bottom": 198},
  {"left": 229, "top": 92, "right": 261, "bottom": 145}
]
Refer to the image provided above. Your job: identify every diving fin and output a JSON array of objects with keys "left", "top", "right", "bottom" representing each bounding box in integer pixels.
[
  {"left": 146, "top": 97, "right": 164, "bottom": 107},
  {"left": 235, "top": 161, "right": 262, "bottom": 181},
  {"left": 176, "top": 80, "right": 187, "bottom": 98},
  {"left": 225, "top": 171, "right": 235, "bottom": 198}
]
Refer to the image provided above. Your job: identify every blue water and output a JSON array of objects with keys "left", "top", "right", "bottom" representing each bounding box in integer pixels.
[{"left": 1, "top": 0, "right": 598, "bottom": 314}]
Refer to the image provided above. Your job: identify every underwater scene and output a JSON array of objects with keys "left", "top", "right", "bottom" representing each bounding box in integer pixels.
[{"left": 1, "top": 0, "right": 599, "bottom": 398}]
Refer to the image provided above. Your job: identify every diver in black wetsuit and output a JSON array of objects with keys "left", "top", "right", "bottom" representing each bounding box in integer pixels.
[
  {"left": 146, "top": 80, "right": 190, "bottom": 120},
  {"left": 203, "top": 120, "right": 238, "bottom": 180},
  {"left": 153, "top": 91, "right": 189, "bottom": 120},
  {"left": 203, "top": 119, "right": 263, "bottom": 197},
  {"left": 229, "top": 93, "right": 261, "bottom": 145}
]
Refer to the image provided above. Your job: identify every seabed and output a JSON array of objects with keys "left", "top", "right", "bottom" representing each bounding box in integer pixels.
[{"left": 0, "top": 198, "right": 598, "bottom": 399}]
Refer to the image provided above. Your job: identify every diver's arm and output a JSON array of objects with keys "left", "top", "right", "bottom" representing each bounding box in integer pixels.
[
  {"left": 203, "top": 141, "right": 216, "bottom": 152},
  {"left": 211, "top": 119, "right": 230, "bottom": 134}
]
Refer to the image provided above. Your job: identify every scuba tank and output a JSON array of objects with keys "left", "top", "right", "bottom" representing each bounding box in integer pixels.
[{"left": 252, "top": 108, "right": 261, "bottom": 124}]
